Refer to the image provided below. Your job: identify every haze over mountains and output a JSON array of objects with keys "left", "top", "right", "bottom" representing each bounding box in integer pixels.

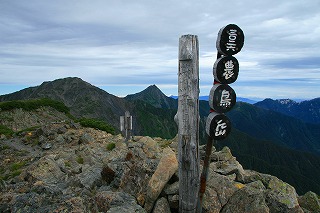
[{"left": 1, "top": 77, "right": 320, "bottom": 195}]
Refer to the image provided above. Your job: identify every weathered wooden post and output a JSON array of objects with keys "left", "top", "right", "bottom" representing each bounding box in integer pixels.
[
  {"left": 120, "top": 111, "right": 132, "bottom": 141},
  {"left": 175, "top": 35, "right": 200, "bottom": 213}
]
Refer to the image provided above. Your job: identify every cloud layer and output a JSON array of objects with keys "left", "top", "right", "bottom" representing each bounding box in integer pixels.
[{"left": 1, "top": 0, "right": 320, "bottom": 99}]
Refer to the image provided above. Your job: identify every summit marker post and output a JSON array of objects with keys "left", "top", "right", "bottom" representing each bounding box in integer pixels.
[
  {"left": 120, "top": 111, "right": 132, "bottom": 141},
  {"left": 197, "top": 24, "right": 244, "bottom": 212},
  {"left": 175, "top": 34, "right": 200, "bottom": 213}
]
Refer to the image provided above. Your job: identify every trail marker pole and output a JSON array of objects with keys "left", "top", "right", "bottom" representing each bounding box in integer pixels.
[
  {"left": 197, "top": 24, "right": 244, "bottom": 212},
  {"left": 120, "top": 111, "right": 132, "bottom": 141},
  {"left": 175, "top": 34, "right": 200, "bottom": 213}
]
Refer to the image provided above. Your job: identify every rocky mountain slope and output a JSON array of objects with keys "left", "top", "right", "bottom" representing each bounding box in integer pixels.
[
  {"left": 1, "top": 107, "right": 319, "bottom": 212},
  {"left": 0, "top": 78, "right": 177, "bottom": 139},
  {"left": 0, "top": 77, "right": 129, "bottom": 129},
  {"left": 1, "top": 77, "right": 320, "bottom": 196}
]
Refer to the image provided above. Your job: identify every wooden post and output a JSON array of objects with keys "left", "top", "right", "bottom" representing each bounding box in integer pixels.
[
  {"left": 125, "top": 111, "right": 132, "bottom": 141},
  {"left": 120, "top": 111, "right": 132, "bottom": 141},
  {"left": 175, "top": 35, "right": 200, "bottom": 213}
]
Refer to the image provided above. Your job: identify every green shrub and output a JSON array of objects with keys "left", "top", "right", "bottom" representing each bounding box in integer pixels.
[
  {"left": 77, "top": 156, "right": 84, "bottom": 164},
  {"left": 1, "top": 170, "right": 22, "bottom": 181},
  {"left": 10, "top": 170, "right": 22, "bottom": 178},
  {"left": 106, "top": 143, "right": 116, "bottom": 151},
  {"left": 77, "top": 118, "right": 115, "bottom": 134},
  {"left": 0, "top": 145, "right": 10, "bottom": 151},
  {"left": 0, "top": 125, "right": 14, "bottom": 136},
  {"left": 16, "top": 126, "right": 40, "bottom": 135},
  {"left": 0, "top": 98, "right": 70, "bottom": 114},
  {"left": 10, "top": 161, "right": 26, "bottom": 171},
  {"left": 65, "top": 161, "right": 71, "bottom": 167}
]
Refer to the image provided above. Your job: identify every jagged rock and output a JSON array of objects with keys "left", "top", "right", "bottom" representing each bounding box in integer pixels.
[
  {"left": 101, "top": 165, "right": 116, "bottom": 184},
  {"left": 164, "top": 181, "right": 179, "bottom": 195},
  {"left": 10, "top": 192, "right": 43, "bottom": 212},
  {"left": 57, "top": 126, "right": 67, "bottom": 134},
  {"left": 118, "top": 160, "right": 152, "bottom": 206},
  {"left": 77, "top": 165, "right": 102, "bottom": 189},
  {"left": 38, "top": 135, "right": 46, "bottom": 144},
  {"left": 211, "top": 146, "right": 233, "bottom": 162},
  {"left": 41, "top": 125, "right": 56, "bottom": 137},
  {"left": 79, "top": 133, "right": 94, "bottom": 144},
  {"left": 41, "top": 142, "right": 53, "bottom": 150},
  {"left": 55, "top": 134, "right": 65, "bottom": 143},
  {"left": 30, "top": 181, "right": 63, "bottom": 197},
  {"left": 153, "top": 197, "right": 171, "bottom": 213},
  {"left": 140, "top": 136, "right": 160, "bottom": 159},
  {"left": 144, "top": 147, "right": 178, "bottom": 213},
  {"left": 54, "top": 197, "right": 87, "bottom": 212},
  {"left": 265, "top": 176, "right": 303, "bottom": 213},
  {"left": 214, "top": 156, "right": 246, "bottom": 182},
  {"left": 24, "top": 155, "right": 65, "bottom": 184},
  {"left": 202, "top": 166, "right": 239, "bottom": 212},
  {"left": 168, "top": 194, "right": 179, "bottom": 209},
  {"left": 298, "top": 191, "right": 320, "bottom": 213},
  {"left": 221, "top": 182, "right": 269, "bottom": 213},
  {"left": 168, "top": 135, "right": 178, "bottom": 152},
  {"left": 0, "top": 193, "right": 14, "bottom": 213},
  {"left": 70, "top": 121, "right": 81, "bottom": 129},
  {"left": 207, "top": 166, "right": 239, "bottom": 206},
  {"left": 199, "top": 144, "right": 216, "bottom": 160},
  {"left": 132, "top": 136, "right": 161, "bottom": 158},
  {"left": 95, "top": 191, "right": 146, "bottom": 213}
]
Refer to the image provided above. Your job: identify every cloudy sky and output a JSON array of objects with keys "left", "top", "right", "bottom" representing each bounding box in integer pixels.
[{"left": 1, "top": 0, "right": 320, "bottom": 100}]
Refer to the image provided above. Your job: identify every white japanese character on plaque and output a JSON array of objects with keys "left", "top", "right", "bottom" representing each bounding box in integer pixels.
[
  {"left": 226, "top": 29, "right": 237, "bottom": 52},
  {"left": 220, "top": 89, "right": 232, "bottom": 107},
  {"left": 223, "top": 60, "right": 234, "bottom": 80},
  {"left": 215, "top": 119, "right": 227, "bottom": 136}
]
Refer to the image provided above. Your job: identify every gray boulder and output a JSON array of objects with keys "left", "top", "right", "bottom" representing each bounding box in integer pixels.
[
  {"left": 95, "top": 191, "right": 146, "bottom": 213},
  {"left": 144, "top": 147, "right": 178, "bottom": 213},
  {"left": 153, "top": 197, "right": 171, "bottom": 213},
  {"left": 265, "top": 176, "right": 303, "bottom": 213},
  {"left": 298, "top": 191, "right": 320, "bottom": 213},
  {"left": 221, "top": 182, "right": 269, "bottom": 213}
]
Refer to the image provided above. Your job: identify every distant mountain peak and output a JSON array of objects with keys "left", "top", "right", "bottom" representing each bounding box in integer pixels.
[
  {"left": 125, "top": 84, "right": 164, "bottom": 99},
  {"left": 275, "top": 99, "right": 296, "bottom": 105},
  {"left": 142, "top": 84, "right": 163, "bottom": 94},
  {"left": 125, "top": 85, "right": 177, "bottom": 109}
]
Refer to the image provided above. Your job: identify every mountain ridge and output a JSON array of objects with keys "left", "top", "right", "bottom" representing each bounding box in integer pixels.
[
  {"left": 1, "top": 77, "right": 320, "bottom": 195},
  {"left": 255, "top": 97, "right": 320, "bottom": 124},
  {"left": 227, "top": 102, "right": 320, "bottom": 155},
  {"left": 0, "top": 77, "right": 177, "bottom": 139}
]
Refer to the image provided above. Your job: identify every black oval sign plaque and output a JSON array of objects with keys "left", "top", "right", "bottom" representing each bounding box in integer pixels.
[
  {"left": 216, "top": 24, "right": 244, "bottom": 56},
  {"left": 209, "top": 84, "right": 236, "bottom": 113},
  {"left": 213, "top": 55, "right": 239, "bottom": 84},
  {"left": 206, "top": 112, "right": 231, "bottom": 140}
]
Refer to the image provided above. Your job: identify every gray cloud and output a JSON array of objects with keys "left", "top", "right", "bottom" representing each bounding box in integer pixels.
[{"left": 0, "top": 0, "right": 320, "bottom": 99}]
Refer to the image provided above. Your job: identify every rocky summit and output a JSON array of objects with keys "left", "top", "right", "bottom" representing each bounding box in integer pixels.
[{"left": 0, "top": 108, "right": 320, "bottom": 212}]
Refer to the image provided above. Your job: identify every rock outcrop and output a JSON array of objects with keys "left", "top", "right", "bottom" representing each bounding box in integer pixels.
[{"left": 1, "top": 121, "right": 319, "bottom": 212}]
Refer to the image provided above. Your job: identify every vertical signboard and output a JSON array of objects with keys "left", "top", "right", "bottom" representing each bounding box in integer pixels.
[{"left": 206, "top": 24, "right": 244, "bottom": 139}]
